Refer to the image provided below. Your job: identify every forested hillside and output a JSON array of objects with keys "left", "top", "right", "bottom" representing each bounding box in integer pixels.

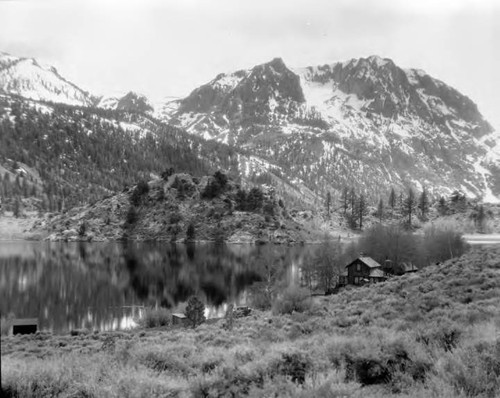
[{"left": 0, "top": 96, "right": 240, "bottom": 212}]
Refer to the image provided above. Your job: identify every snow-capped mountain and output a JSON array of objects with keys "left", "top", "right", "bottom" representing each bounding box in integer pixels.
[
  {"left": 2, "top": 50, "right": 499, "bottom": 204},
  {"left": 0, "top": 52, "right": 95, "bottom": 107},
  {"left": 160, "top": 56, "right": 500, "bottom": 202},
  {"left": 97, "top": 91, "right": 154, "bottom": 114}
]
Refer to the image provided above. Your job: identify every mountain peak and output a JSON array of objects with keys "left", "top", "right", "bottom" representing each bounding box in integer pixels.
[
  {"left": 0, "top": 52, "right": 95, "bottom": 107},
  {"left": 116, "top": 91, "right": 153, "bottom": 113},
  {"left": 159, "top": 55, "right": 499, "bottom": 201},
  {"left": 365, "top": 55, "right": 393, "bottom": 68},
  {"left": 265, "top": 57, "right": 287, "bottom": 70}
]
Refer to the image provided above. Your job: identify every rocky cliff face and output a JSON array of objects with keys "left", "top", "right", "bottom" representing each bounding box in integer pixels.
[{"left": 159, "top": 55, "right": 500, "bottom": 202}]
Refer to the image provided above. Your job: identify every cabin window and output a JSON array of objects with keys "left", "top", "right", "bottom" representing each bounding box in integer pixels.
[
  {"left": 354, "top": 277, "right": 359, "bottom": 284},
  {"left": 356, "top": 263, "right": 361, "bottom": 271}
]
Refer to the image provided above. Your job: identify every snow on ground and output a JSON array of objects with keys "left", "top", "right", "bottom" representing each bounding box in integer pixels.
[{"left": 119, "top": 122, "right": 142, "bottom": 133}]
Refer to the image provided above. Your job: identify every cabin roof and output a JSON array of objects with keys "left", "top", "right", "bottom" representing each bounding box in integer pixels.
[
  {"left": 12, "top": 318, "right": 38, "bottom": 326},
  {"left": 369, "top": 268, "right": 386, "bottom": 278},
  {"left": 345, "top": 257, "right": 382, "bottom": 269}
]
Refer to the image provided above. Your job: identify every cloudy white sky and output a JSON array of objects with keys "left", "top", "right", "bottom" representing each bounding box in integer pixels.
[{"left": 0, "top": 0, "right": 499, "bottom": 129}]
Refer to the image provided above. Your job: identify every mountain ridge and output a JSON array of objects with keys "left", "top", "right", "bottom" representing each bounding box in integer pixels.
[
  {"left": 157, "top": 55, "right": 500, "bottom": 203},
  {"left": 1, "top": 50, "right": 499, "bottom": 206}
]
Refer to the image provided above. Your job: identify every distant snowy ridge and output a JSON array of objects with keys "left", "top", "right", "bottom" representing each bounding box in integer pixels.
[
  {"left": 158, "top": 55, "right": 500, "bottom": 202},
  {"left": 1, "top": 50, "right": 498, "bottom": 203},
  {"left": 0, "top": 52, "right": 95, "bottom": 107}
]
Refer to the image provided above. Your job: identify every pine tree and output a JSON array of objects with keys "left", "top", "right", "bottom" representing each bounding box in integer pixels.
[
  {"left": 340, "top": 187, "right": 349, "bottom": 215},
  {"left": 235, "top": 188, "right": 247, "bottom": 211},
  {"left": 418, "top": 187, "right": 429, "bottom": 220},
  {"left": 78, "top": 221, "right": 87, "bottom": 237},
  {"left": 325, "top": 191, "right": 331, "bottom": 216},
  {"left": 185, "top": 296, "right": 206, "bottom": 328},
  {"left": 349, "top": 188, "right": 356, "bottom": 217},
  {"left": 357, "top": 194, "right": 368, "bottom": 229},
  {"left": 437, "top": 196, "right": 448, "bottom": 216},
  {"left": 247, "top": 187, "right": 264, "bottom": 211},
  {"left": 475, "top": 205, "right": 486, "bottom": 233},
  {"left": 388, "top": 188, "right": 396, "bottom": 214},
  {"left": 186, "top": 223, "right": 196, "bottom": 241},
  {"left": 402, "top": 188, "right": 417, "bottom": 228},
  {"left": 377, "top": 198, "right": 384, "bottom": 223},
  {"left": 13, "top": 196, "right": 21, "bottom": 218},
  {"left": 126, "top": 205, "right": 138, "bottom": 225}
]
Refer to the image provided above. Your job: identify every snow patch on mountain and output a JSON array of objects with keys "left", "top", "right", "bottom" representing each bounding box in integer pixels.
[
  {"left": 97, "top": 96, "right": 119, "bottom": 110},
  {"left": 474, "top": 160, "right": 500, "bottom": 203}
]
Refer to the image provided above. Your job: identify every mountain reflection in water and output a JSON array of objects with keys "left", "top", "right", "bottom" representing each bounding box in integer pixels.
[{"left": 0, "top": 241, "right": 316, "bottom": 333}]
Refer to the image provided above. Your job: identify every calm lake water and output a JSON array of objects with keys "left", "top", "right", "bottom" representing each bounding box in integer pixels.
[{"left": 0, "top": 241, "right": 318, "bottom": 334}]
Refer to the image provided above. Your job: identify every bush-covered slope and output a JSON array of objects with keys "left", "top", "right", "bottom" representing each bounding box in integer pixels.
[
  {"left": 2, "top": 247, "right": 499, "bottom": 397},
  {"left": 36, "top": 171, "right": 319, "bottom": 244}
]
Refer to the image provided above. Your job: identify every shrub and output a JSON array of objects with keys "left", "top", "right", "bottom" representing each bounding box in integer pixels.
[
  {"left": 274, "top": 352, "right": 311, "bottom": 384},
  {"left": 416, "top": 321, "right": 462, "bottom": 352},
  {"left": 247, "top": 187, "right": 264, "bottom": 211},
  {"left": 192, "top": 367, "right": 264, "bottom": 397},
  {"left": 130, "top": 179, "right": 149, "bottom": 206},
  {"left": 78, "top": 221, "right": 86, "bottom": 237},
  {"left": 235, "top": 188, "right": 247, "bottom": 210},
  {"left": 439, "top": 340, "right": 500, "bottom": 397},
  {"left": 1, "top": 314, "right": 14, "bottom": 336},
  {"left": 141, "top": 350, "right": 191, "bottom": 375},
  {"left": 263, "top": 201, "right": 275, "bottom": 216},
  {"left": 214, "top": 225, "right": 225, "bottom": 245},
  {"left": 126, "top": 206, "right": 138, "bottom": 225},
  {"left": 186, "top": 223, "right": 196, "bottom": 241},
  {"left": 202, "top": 172, "right": 228, "bottom": 200},
  {"left": 422, "top": 222, "right": 468, "bottom": 264},
  {"left": 185, "top": 296, "right": 206, "bottom": 328},
  {"left": 137, "top": 307, "right": 171, "bottom": 328},
  {"left": 273, "top": 286, "right": 312, "bottom": 315},
  {"left": 170, "top": 213, "right": 182, "bottom": 224},
  {"left": 213, "top": 170, "right": 228, "bottom": 189},
  {"left": 161, "top": 167, "right": 175, "bottom": 180}
]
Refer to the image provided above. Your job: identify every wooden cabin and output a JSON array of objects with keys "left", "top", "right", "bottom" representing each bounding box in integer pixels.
[
  {"left": 11, "top": 318, "right": 38, "bottom": 335},
  {"left": 339, "top": 257, "right": 387, "bottom": 286}
]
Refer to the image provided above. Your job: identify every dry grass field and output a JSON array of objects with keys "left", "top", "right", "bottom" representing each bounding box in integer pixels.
[{"left": 1, "top": 247, "right": 499, "bottom": 397}]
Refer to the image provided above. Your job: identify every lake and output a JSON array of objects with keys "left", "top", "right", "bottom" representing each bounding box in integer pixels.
[{"left": 0, "top": 241, "right": 318, "bottom": 334}]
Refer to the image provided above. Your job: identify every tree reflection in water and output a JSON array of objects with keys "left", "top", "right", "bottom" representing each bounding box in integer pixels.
[{"left": 0, "top": 241, "right": 316, "bottom": 333}]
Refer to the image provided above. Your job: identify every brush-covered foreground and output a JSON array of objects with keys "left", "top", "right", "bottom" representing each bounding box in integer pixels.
[{"left": 2, "top": 247, "right": 500, "bottom": 397}]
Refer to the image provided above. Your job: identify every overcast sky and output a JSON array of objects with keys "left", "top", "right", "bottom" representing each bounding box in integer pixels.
[{"left": 0, "top": 0, "right": 499, "bottom": 130}]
